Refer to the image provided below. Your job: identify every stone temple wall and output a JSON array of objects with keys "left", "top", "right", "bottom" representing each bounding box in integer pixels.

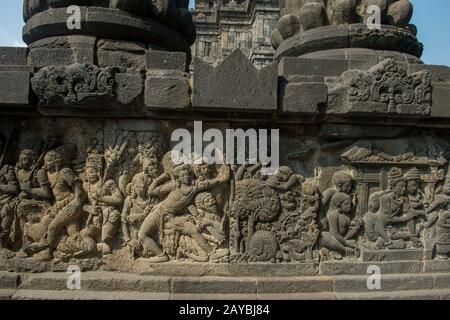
[{"left": 1, "top": 0, "right": 450, "bottom": 299}]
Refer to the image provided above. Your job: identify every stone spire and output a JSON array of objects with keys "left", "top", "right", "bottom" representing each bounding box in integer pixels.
[{"left": 271, "top": 0, "right": 422, "bottom": 61}]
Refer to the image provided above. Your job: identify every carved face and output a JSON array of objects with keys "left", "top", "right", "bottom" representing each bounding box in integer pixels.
[
  {"left": 394, "top": 181, "right": 406, "bottom": 197},
  {"left": 143, "top": 158, "right": 159, "bottom": 178},
  {"left": 337, "top": 181, "right": 352, "bottom": 194},
  {"left": 406, "top": 179, "right": 419, "bottom": 195},
  {"left": 85, "top": 167, "right": 100, "bottom": 183},
  {"left": 178, "top": 168, "right": 192, "bottom": 185},
  {"left": 134, "top": 179, "right": 147, "bottom": 195},
  {"left": 340, "top": 198, "right": 352, "bottom": 214},
  {"left": 19, "top": 152, "right": 34, "bottom": 170},
  {"left": 43, "top": 151, "right": 60, "bottom": 170}
]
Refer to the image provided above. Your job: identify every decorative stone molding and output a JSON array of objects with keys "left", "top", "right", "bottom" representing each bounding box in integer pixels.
[
  {"left": 328, "top": 58, "right": 432, "bottom": 116},
  {"left": 31, "top": 63, "right": 143, "bottom": 106}
]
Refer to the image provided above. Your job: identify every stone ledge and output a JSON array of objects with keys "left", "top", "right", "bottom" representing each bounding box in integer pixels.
[
  {"left": 0, "top": 71, "right": 32, "bottom": 106},
  {"left": 2, "top": 271, "right": 450, "bottom": 300},
  {"left": 0, "top": 47, "right": 27, "bottom": 66}
]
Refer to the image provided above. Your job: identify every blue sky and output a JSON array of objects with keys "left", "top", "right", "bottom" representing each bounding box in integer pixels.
[{"left": 1, "top": 0, "right": 449, "bottom": 66}]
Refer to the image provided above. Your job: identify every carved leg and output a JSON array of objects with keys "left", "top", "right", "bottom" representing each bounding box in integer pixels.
[
  {"left": 181, "top": 221, "right": 214, "bottom": 254},
  {"left": 138, "top": 210, "right": 168, "bottom": 262},
  {"left": 319, "top": 232, "right": 348, "bottom": 256},
  {"left": 101, "top": 221, "right": 118, "bottom": 254},
  {"left": 374, "top": 220, "right": 392, "bottom": 244}
]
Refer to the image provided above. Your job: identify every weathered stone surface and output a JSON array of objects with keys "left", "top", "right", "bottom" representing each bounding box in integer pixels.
[
  {"left": 328, "top": 58, "right": 432, "bottom": 116},
  {"left": 409, "top": 64, "right": 450, "bottom": 83},
  {"left": 0, "top": 272, "right": 18, "bottom": 289},
  {"left": 146, "top": 50, "right": 187, "bottom": 72},
  {"left": 279, "top": 57, "right": 349, "bottom": 77},
  {"left": 281, "top": 82, "right": 327, "bottom": 114},
  {"left": 145, "top": 73, "right": 190, "bottom": 110},
  {"left": 0, "top": 71, "right": 31, "bottom": 105},
  {"left": 257, "top": 277, "right": 333, "bottom": 293},
  {"left": 0, "top": 47, "right": 27, "bottom": 66},
  {"left": 23, "top": 7, "right": 190, "bottom": 53},
  {"left": 334, "top": 274, "right": 434, "bottom": 293},
  {"left": 192, "top": 50, "right": 277, "bottom": 111},
  {"left": 97, "top": 40, "right": 146, "bottom": 69},
  {"left": 172, "top": 277, "right": 257, "bottom": 294},
  {"left": 429, "top": 83, "right": 450, "bottom": 118},
  {"left": 361, "top": 249, "right": 424, "bottom": 262},
  {"left": 28, "top": 36, "right": 96, "bottom": 68},
  {"left": 320, "top": 261, "right": 422, "bottom": 275},
  {"left": 115, "top": 72, "right": 144, "bottom": 105}
]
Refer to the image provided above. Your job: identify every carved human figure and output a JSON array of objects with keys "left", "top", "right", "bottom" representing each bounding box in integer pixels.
[
  {"left": 424, "top": 200, "right": 450, "bottom": 260},
  {"left": 320, "top": 192, "right": 362, "bottom": 259},
  {"left": 14, "top": 149, "right": 52, "bottom": 249},
  {"left": 266, "top": 166, "right": 302, "bottom": 193},
  {"left": 83, "top": 154, "right": 123, "bottom": 255},
  {"left": 0, "top": 165, "right": 19, "bottom": 249},
  {"left": 322, "top": 171, "right": 353, "bottom": 207},
  {"left": 193, "top": 192, "right": 225, "bottom": 244},
  {"left": 33, "top": 150, "right": 84, "bottom": 261},
  {"left": 363, "top": 168, "right": 419, "bottom": 249},
  {"left": 404, "top": 167, "right": 427, "bottom": 242},
  {"left": 138, "top": 163, "right": 230, "bottom": 263},
  {"left": 423, "top": 173, "right": 450, "bottom": 250}
]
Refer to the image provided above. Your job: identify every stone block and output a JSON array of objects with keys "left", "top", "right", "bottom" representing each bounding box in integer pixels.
[
  {"left": 146, "top": 50, "right": 187, "bottom": 72},
  {"left": 257, "top": 277, "right": 333, "bottom": 293},
  {"left": 319, "top": 261, "right": 422, "bottom": 275},
  {"left": 145, "top": 74, "right": 191, "bottom": 110},
  {"left": 192, "top": 50, "right": 277, "bottom": 111},
  {"left": 279, "top": 57, "right": 349, "bottom": 78},
  {"left": 228, "top": 263, "right": 318, "bottom": 277},
  {"left": 408, "top": 64, "right": 450, "bottom": 83},
  {"left": 115, "top": 72, "right": 144, "bottom": 105},
  {"left": 0, "top": 273, "right": 18, "bottom": 289},
  {"left": 334, "top": 274, "right": 434, "bottom": 293},
  {"left": 361, "top": 249, "right": 424, "bottom": 262},
  {"left": 29, "top": 36, "right": 96, "bottom": 68},
  {"left": 281, "top": 82, "right": 327, "bottom": 113},
  {"left": 0, "top": 71, "right": 31, "bottom": 105},
  {"left": 171, "top": 277, "right": 257, "bottom": 294},
  {"left": 0, "top": 47, "right": 27, "bottom": 65},
  {"left": 97, "top": 40, "right": 146, "bottom": 69},
  {"left": 430, "top": 83, "right": 450, "bottom": 118}
]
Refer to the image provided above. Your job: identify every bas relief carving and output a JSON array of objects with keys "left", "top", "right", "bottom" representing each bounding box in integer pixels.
[
  {"left": 329, "top": 58, "right": 432, "bottom": 115},
  {"left": 1, "top": 125, "right": 450, "bottom": 266}
]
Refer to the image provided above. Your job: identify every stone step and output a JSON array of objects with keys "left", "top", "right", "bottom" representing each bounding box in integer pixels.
[
  {"left": 2, "top": 271, "right": 450, "bottom": 297},
  {"left": 3, "top": 289, "right": 450, "bottom": 300}
]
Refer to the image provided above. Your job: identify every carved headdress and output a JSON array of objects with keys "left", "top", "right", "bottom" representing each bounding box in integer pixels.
[
  {"left": 405, "top": 167, "right": 421, "bottom": 181},
  {"left": 388, "top": 167, "right": 404, "bottom": 188},
  {"left": 85, "top": 153, "right": 104, "bottom": 175}
]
